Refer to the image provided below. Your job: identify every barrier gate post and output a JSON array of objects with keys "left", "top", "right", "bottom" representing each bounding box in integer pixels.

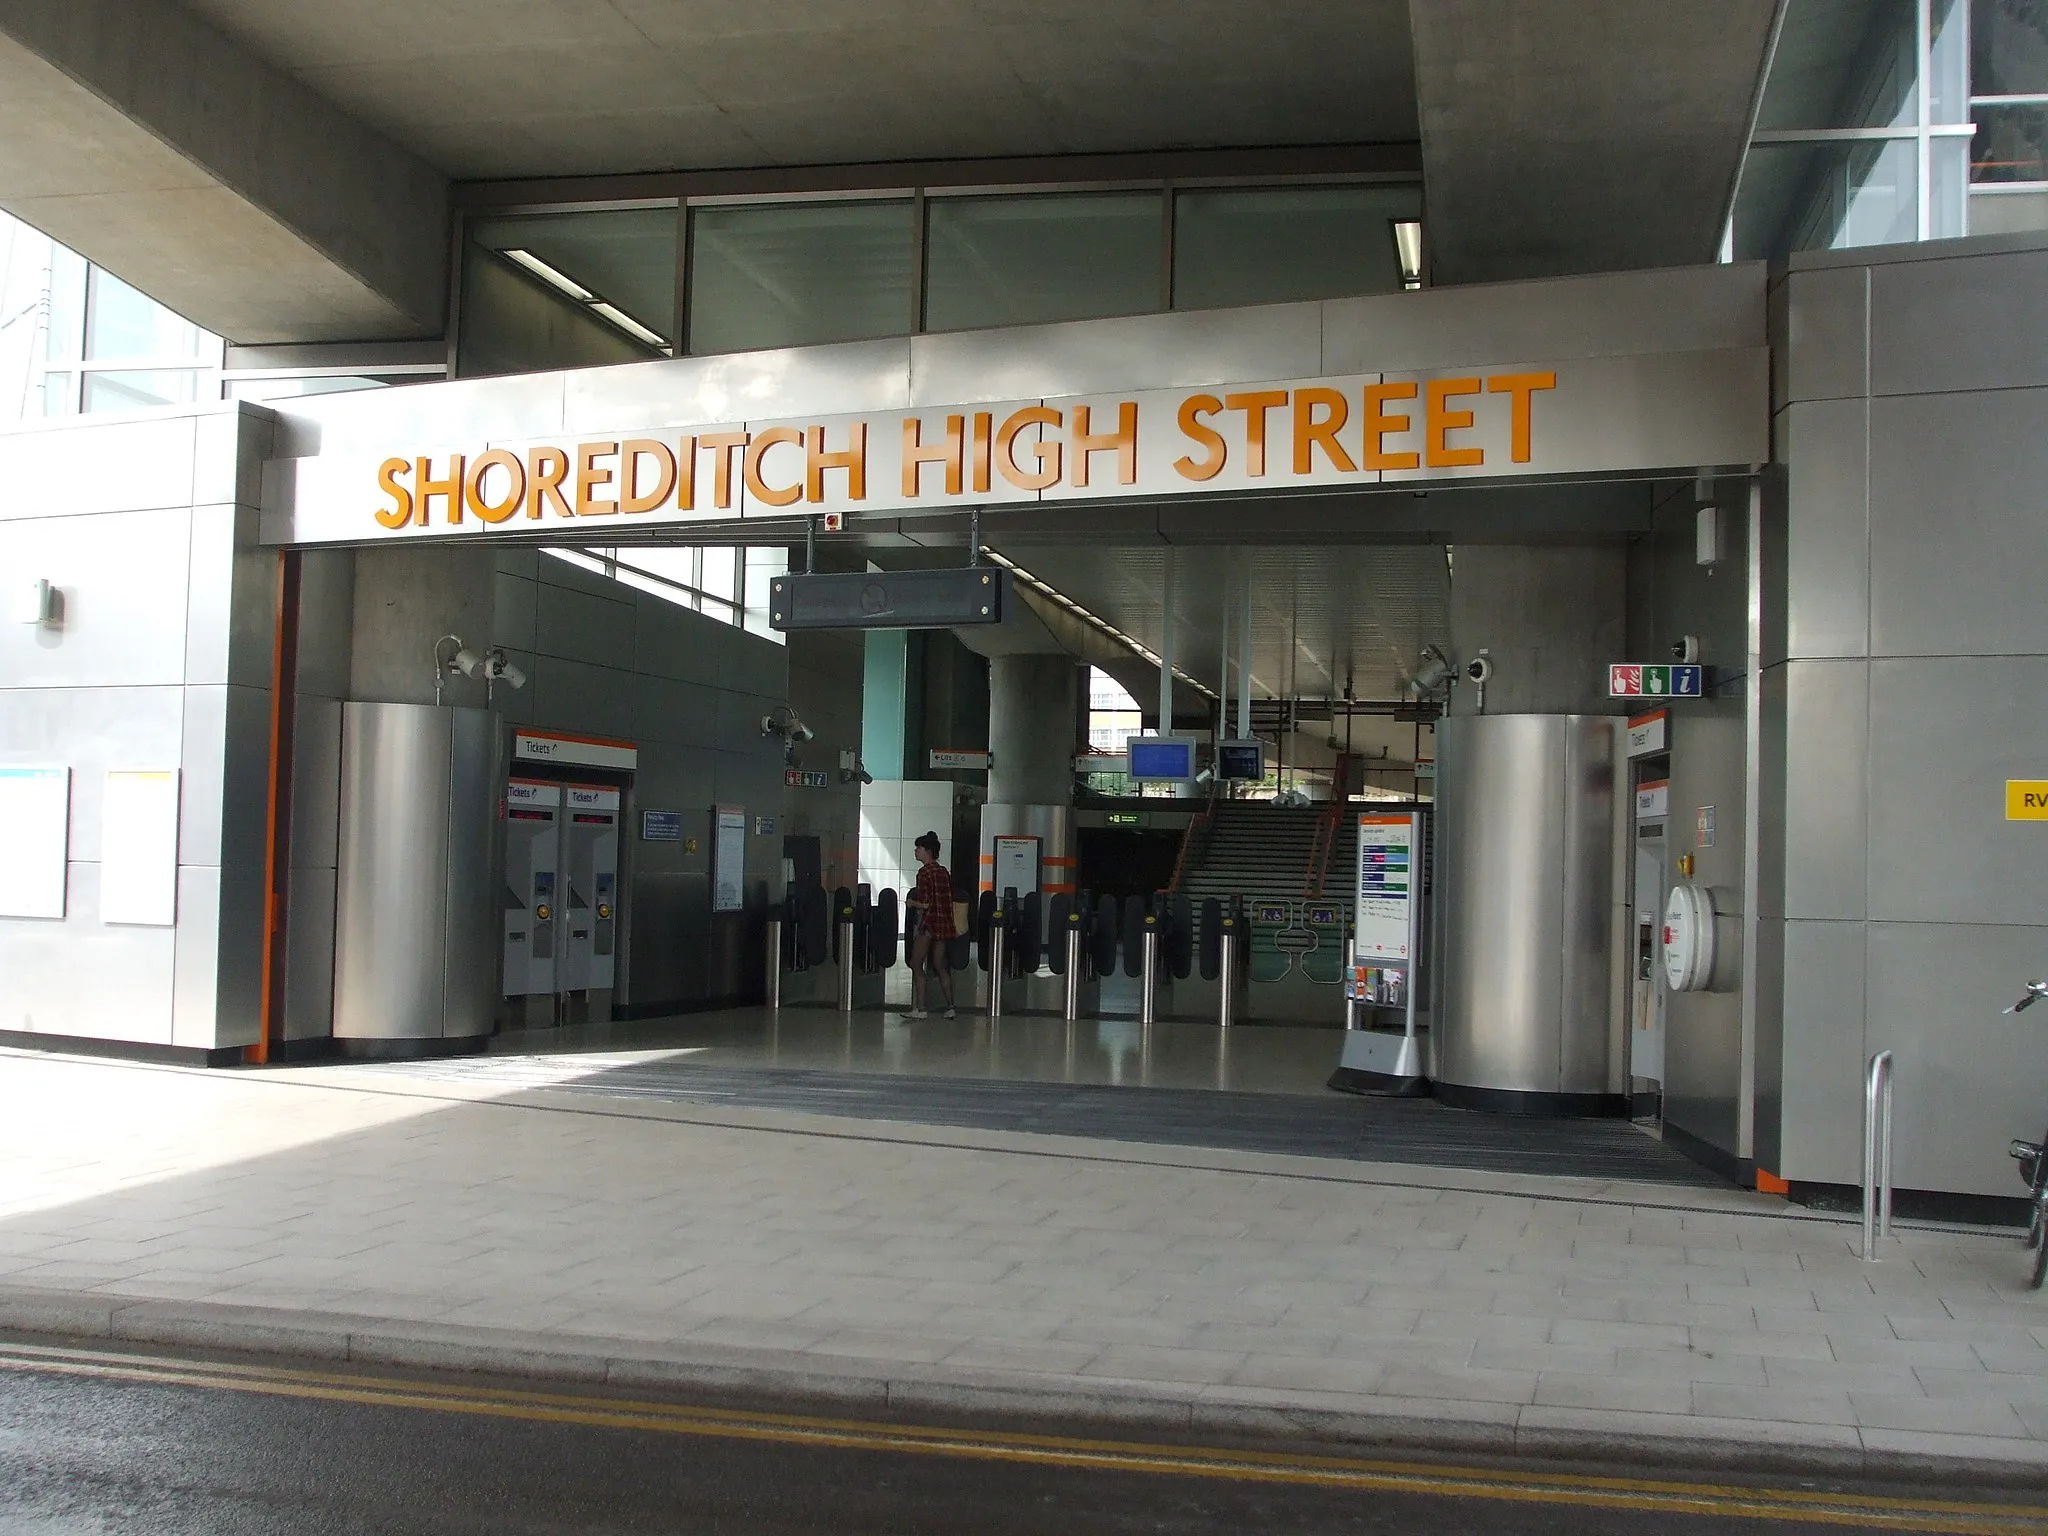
[
  {"left": 987, "top": 907, "right": 1007, "bottom": 1018},
  {"left": 836, "top": 907, "right": 855, "bottom": 1013},
  {"left": 1218, "top": 924, "right": 1237, "bottom": 1028},
  {"left": 1063, "top": 924, "right": 1083, "bottom": 1020},
  {"left": 1139, "top": 922, "right": 1159, "bottom": 1025},
  {"left": 765, "top": 915, "right": 782, "bottom": 1010}
]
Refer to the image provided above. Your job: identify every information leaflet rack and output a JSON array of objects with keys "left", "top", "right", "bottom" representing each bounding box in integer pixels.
[{"left": 1329, "top": 811, "right": 1429, "bottom": 1096}]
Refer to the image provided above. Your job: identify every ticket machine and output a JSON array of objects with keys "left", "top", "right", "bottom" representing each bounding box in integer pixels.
[
  {"left": 503, "top": 780, "right": 562, "bottom": 1015},
  {"left": 501, "top": 779, "right": 622, "bottom": 1025},
  {"left": 557, "top": 784, "right": 621, "bottom": 1010}
]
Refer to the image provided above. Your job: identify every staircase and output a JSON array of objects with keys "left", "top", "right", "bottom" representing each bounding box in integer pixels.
[{"left": 1177, "top": 802, "right": 1332, "bottom": 903}]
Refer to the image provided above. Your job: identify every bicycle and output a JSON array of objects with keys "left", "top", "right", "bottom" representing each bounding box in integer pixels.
[{"left": 2002, "top": 981, "right": 2048, "bottom": 1289}]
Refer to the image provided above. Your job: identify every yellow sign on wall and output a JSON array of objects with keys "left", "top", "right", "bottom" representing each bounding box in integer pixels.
[{"left": 2007, "top": 781, "right": 2048, "bottom": 819}]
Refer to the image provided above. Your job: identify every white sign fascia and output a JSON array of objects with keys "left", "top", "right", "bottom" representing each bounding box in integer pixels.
[{"left": 513, "top": 732, "right": 638, "bottom": 771}]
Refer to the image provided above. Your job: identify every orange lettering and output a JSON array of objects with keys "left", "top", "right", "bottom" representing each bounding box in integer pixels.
[
  {"left": 1361, "top": 382, "right": 1419, "bottom": 471},
  {"left": 699, "top": 432, "right": 749, "bottom": 510},
  {"left": 807, "top": 422, "right": 867, "bottom": 502},
  {"left": 902, "top": 415, "right": 964, "bottom": 497},
  {"left": 464, "top": 448, "right": 526, "bottom": 524},
  {"left": 675, "top": 435, "right": 696, "bottom": 511},
  {"left": 1291, "top": 386, "right": 1356, "bottom": 475},
  {"left": 744, "top": 427, "right": 804, "bottom": 508},
  {"left": 1486, "top": 370, "right": 1556, "bottom": 464},
  {"left": 619, "top": 439, "right": 676, "bottom": 514},
  {"left": 575, "top": 441, "right": 619, "bottom": 516},
  {"left": 1223, "top": 390, "right": 1287, "bottom": 477},
  {"left": 1173, "top": 394, "right": 1225, "bottom": 481},
  {"left": 415, "top": 453, "right": 464, "bottom": 525},
  {"left": 1425, "top": 378, "right": 1484, "bottom": 469},
  {"left": 970, "top": 412, "right": 993, "bottom": 493},
  {"left": 374, "top": 457, "right": 412, "bottom": 529},
  {"left": 1070, "top": 401, "right": 1137, "bottom": 488},
  {"left": 526, "top": 446, "right": 571, "bottom": 518},
  {"left": 996, "top": 406, "right": 1062, "bottom": 492}
]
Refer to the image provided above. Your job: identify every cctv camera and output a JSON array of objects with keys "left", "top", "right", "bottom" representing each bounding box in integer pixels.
[
  {"left": 488, "top": 656, "right": 527, "bottom": 690},
  {"left": 1671, "top": 635, "right": 1701, "bottom": 664},
  {"left": 1409, "top": 645, "right": 1455, "bottom": 694},
  {"left": 451, "top": 647, "right": 485, "bottom": 679},
  {"left": 796, "top": 722, "right": 815, "bottom": 742},
  {"left": 1465, "top": 656, "right": 1493, "bottom": 685}
]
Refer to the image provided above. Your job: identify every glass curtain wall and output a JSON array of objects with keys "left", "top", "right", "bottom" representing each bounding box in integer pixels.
[
  {"left": 458, "top": 180, "right": 1422, "bottom": 377},
  {"left": 1970, "top": 0, "right": 2048, "bottom": 230},
  {"left": 1733, "top": 0, "right": 1971, "bottom": 258}
]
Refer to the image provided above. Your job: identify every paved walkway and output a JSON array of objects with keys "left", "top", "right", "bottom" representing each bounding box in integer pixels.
[{"left": 1, "top": 1041, "right": 2045, "bottom": 1477}]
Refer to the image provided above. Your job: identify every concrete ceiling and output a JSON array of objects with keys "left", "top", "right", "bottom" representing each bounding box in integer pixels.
[
  {"left": 175, "top": 0, "right": 1420, "bottom": 179},
  {"left": 1410, "top": 0, "right": 1780, "bottom": 284}
]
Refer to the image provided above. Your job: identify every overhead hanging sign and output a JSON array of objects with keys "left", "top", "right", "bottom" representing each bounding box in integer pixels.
[
  {"left": 513, "top": 729, "right": 637, "bottom": 771},
  {"left": 261, "top": 347, "right": 1767, "bottom": 546},
  {"left": 930, "top": 748, "right": 991, "bottom": 771}
]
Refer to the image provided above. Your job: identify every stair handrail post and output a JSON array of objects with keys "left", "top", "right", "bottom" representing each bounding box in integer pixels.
[{"left": 1861, "top": 1049, "right": 1896, "bottom": 1261}]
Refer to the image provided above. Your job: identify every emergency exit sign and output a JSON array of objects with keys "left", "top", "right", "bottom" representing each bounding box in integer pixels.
[{"left": 1608, "top": 663, "right": 1703, "bottom": 698}]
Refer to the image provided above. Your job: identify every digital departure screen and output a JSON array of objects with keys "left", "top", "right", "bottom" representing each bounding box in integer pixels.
[
  {"left": 1127, "top": 736, "right": 1195, "bottom": 781},
  {"left": 1217, "top": 739, "right": 1264, "bottom": 780}
]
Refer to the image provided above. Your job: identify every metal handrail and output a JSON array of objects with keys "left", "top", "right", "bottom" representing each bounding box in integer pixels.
[{"left": 1861, "top": 1049, "right": 1895, "bottom": 1260}]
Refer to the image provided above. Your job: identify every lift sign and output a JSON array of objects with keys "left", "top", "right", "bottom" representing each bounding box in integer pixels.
[{"left": 1608, "top": 664, "right": 1702, "bottom": 698}]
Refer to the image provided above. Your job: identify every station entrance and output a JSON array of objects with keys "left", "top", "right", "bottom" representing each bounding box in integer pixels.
[{"left": 245, "top": 259, "right": 1767, "bottom": 1185}]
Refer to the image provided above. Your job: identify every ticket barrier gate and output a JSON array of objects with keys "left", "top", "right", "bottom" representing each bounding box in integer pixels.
[
  {"left": 1243, "top": 896, "right": 1350, "bottom": 1022},
  {"left": 502, "top": 779, "right": 621, "bottom": 1026}
]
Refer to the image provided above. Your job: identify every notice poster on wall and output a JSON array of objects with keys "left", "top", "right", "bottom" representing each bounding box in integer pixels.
[
  {"left": 712, "top": 805, "right": 746, "bottom": 913},
  {"left": 101, "top": 769, "right": 180, "bottom": 926},
  {"left": 1355, "top": 813, "right": 1418, "bottom": 960},
  {"left": 0, "top": 766, "right": 70, "bottom": 919}
]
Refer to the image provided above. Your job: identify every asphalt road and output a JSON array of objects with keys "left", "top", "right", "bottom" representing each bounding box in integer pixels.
[{"left": 0, "top": 1336, "right": 2041, "bottom": 1536}]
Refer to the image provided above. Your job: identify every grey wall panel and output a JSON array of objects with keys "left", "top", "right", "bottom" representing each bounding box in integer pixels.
[
  {"left": 168, "top": 862, "right": 224, "bottom": 1048},
  {"left": 192, "top": 404, "right": 274, "bottom": 510},
  {"left": 1757, "top": 665, "right": 1787, "bottom": 924},
  {"left": 1323, "top": 263, "right": 1766, "bottom": 375},
  {"left": 294, "top": 548, "right": 356, "bottom": 699},
  {"left": 0, "top": 508, "right": 192, "bottom": 691},
  {"left": 1779, "top": 399, "right": 1869, "bottom": 661},
  {"left": 1870, "top": 246, "right": 2048, "bottom": 398},
  {"left": 176, "top": 684, "right": 272, "bottom": 875},
  {"left": 0, "top": 862, "right": 177, "bottom": 1043},
  {"left": 529, "top": 657, "right": 638, "bottom": 740},
  {"left": 535, "top": 580, "right": 636, "bottom": 668},
  {"left": 348, "top": 545, "right": 498, "bottom": 706},
  {"left": 183, "top": 504, "right": 276, "bottom": 690},
  {"left": 912, "top": 304, "right": 1321, "bottom": 406},
  {"left": 1752, "top": 916, "right": 1784, "bottom": 1175},
  {"left": 1780, "top": 659, "right": 1868, "bottom": 922},
  {"left": 1869, "top": 387, "right": 2048, "bottom": 659},
  {"left": 282, "top": 868, "right": 335, "bottom": 1041},
  {"left": 1779, "top": 266, "right": 1868, "bottom": 407},
  {"left": 493, "top": 548, "right": 539, "bottom": 581},
  {"left": 289, "top": 697, "right": 343, "bottom": 872},
  {"left": 1447, "top": 545, "right": 1627, "bottom": 716},
  {"left": 205, "top": 856, "right": 268, "bottom": 1051},
  {"left": 1772, "top": 918, "right": 1867, "bottom": 1186},
  {"left": 567, "top": 338, "right": 913, "bottom": 435},
  {"left": 1662, "top": 701, "right": 1746, "bottom": 1155},
  {"left": 493, "top": 570, "right": 537, "bottom": 653},
  {"left": 1868, "top": 656, "right": 2048, "bottom": 925},
  {"left": 0, "top": 412, "right": 197, "bottom": 520},
  {"left": 0, "top": 685, "right": 186, "bottom": 861},
  {"left": 1866, "top": 919, "right": 2048, "bottom": 1196},
  {"left": 1631, "top": 486, "right": 1751, "bottom": 681},
  {"left": 441, "top": 707, "right": 499, "bottom": 1039},
  {"left": 633, "top": 675, "right": 724, "bottom": 749}
]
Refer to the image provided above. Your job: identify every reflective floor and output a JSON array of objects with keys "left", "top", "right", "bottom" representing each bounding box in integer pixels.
[{"left": 489, "top": 1006, "right": 1345, "bottom": 1097}]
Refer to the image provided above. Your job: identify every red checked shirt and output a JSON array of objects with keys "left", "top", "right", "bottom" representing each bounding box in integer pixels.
[{"left": 913, "top": 861, "right": 957, "bottom": 939}]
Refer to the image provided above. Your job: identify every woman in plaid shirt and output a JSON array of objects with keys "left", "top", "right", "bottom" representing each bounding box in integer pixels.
[{"left": 905, "top": 830, "right": 957, "bottom": 1019}]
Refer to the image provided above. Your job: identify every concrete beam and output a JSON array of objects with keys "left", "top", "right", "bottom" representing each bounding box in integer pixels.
[
  {"left": 1411, "top": 0, "right": 1777, "bottom": 284},
  {"left": 0, "top": 0, "right": 447, "bottom": 343}
]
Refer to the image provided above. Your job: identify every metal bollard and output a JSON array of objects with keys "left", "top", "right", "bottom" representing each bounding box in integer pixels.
[
  {"left": 1861, "top": 1049, "right": 1895, "bottom": 1260},
  {"left": 1140, "top": 926, "right": 1159, "bottom": 1025},
  {"left": 1218, "top": 929, "right": 1237, "bottom": 1028},
  {"left": 1063, "top": 926, "right": 1083, "bottom": 1020},
  {"left": 1342, "top": 935, "right": 1358, "bottom": 1030},
  {"left": 987, "top": 912, "right": 1006, "bottom": 1018},
  {"left": 765, "top": 916, "right": 783, "bottom": 1009},
  {"left": 837, "top": 916, "right": 855, "bottom": 1013}
]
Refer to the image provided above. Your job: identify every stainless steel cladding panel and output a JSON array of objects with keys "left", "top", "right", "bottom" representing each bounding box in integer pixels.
[
  {"left": 1433, "top": 714, "right": 1621, "bottom": 1110},
  {"left": 332, "top": 703, "right": 496, "bottom": 1041}
]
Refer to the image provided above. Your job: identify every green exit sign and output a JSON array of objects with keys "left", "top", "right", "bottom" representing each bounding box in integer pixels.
[{"left": 1106, "top": 812, "right": 1144, "bottom": 827}]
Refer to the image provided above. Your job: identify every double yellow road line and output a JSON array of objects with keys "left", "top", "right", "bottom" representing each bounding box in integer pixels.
[{"left": 3, "top": 1339, "right": 2043, "bottom": 1532}]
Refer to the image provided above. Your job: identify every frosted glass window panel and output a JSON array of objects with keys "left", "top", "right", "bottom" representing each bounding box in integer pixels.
[
  {"left": 82, "top": 369, "right": 200, "bottom": 412},
  {"left": 40, "top": 372, "right": 77, "bottom": 416},
  {"left": 86, "top": 268, "right": 203, "bottom": 360},
  {"left": 1755, "top": 0, "right": 1917, "bottom": 130},
  {"left": 688, "top": 200, "right": 915, "bottom": 354},
  {"left": 924, "top": 193, "right": 1162, "bottom": 331},
  {"left": 615, "top": 547, "right": 702, "bottom": 588},
  {"left": 1930, "top": 0, "right": 1969, "bottom": 121},
  {"left": 101, "top": 769, "right": 180, "bottom": 926},
  {"left": 699, "top": 546, "right": 738, "bottom": 602},
  {"left": 1974, "top": 0, "right": 2048, "bottom": 95},
  {"left": 223, "top": 375, "right": 398, "bottom": 402},
  {"left": 1734, "top": 138, "right": 1918, "bottom": 258},
  {"left": 44, "top": 247, "right": 85, "bottom": 362},
  {"left": 0, "top": 766, "right": 69, "bottom": 918},
  {"left": 1173, "top": 186, "right": 1421, "bottom": 309},
  {"left": 472, "top": 209, "right": 677, "bottom": 347}
]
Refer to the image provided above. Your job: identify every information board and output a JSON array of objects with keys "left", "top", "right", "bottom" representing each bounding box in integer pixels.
[
  {"left": 0, "top": 766, "right": 69, "bottom": 919},
  {"left": 101, "top": 769, "right": 180, "bottom": 926},
  {"left": 712, "top": 806, "right": 746, "bottom": 913},
  {"left": 1354, "top": 813, "right": 1417, "bottom": 960},
  {"left": 993, "top": 835, "right": 1039, "bottom": 897},
  {"left": 641, "top": 809, "right": 683, "bottom": 842}
]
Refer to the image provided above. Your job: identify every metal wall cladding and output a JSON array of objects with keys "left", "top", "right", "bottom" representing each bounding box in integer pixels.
[
  {"left": 1432, "top": 714, "right": 1619, "bottom": 1099},
  {"left": 332, "top": 703, "right": 496, "bottom": 1040}
]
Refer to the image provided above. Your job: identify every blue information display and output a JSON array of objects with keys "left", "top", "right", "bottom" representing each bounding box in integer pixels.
[
  {"left": 1127, "top": 736, "right": 1196, "bottom": 781},
  {"left": 1216, "top": 739, "right": 1264, "bottom": 780},
  {"left": 641, "top": 810, "right": 683, "bottom": 842}
]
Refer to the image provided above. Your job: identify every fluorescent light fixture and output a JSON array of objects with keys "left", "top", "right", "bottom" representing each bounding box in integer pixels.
[
  {"left": 502, "top": 247, "right": 592, "bottom": 301},
  {"left": 590, "top": 301, "right": 667, "bottom": 349},
  {"left": 1391, "top": 219, "right": 1424, "bottom": 290}
]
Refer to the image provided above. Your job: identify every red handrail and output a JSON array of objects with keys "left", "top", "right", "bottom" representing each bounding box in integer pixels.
[{"left": 1167, "top": 810, "right": 1211, "bottom": 894}]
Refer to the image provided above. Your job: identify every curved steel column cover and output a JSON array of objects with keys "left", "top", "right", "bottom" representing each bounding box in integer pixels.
[
  {"left": 1433, "top": 713, "right": 1621, "bottom": 1114},
  {"left": 332, "top": 703, "right": 496, "bottom": 1046}
]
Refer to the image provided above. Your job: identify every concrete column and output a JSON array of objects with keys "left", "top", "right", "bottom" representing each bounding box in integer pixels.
[{"left": 982, "top": 653, "right": 1079, "bottom": 900}]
